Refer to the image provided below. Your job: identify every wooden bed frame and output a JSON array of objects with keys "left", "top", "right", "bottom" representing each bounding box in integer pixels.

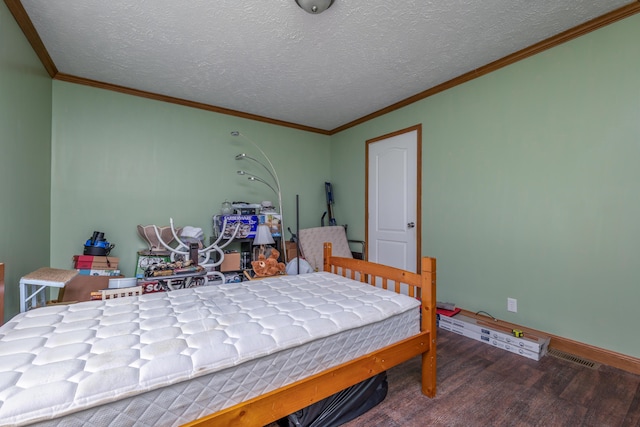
[{"left": 185, "top": 243, "right": 437, "bottom": 427}]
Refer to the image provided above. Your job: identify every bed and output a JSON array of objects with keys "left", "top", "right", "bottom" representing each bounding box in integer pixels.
[{"left": 0, "top": 243, "right": 436, "bottom": 426}]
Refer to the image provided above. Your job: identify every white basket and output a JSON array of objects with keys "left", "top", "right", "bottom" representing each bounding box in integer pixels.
[
  {"left": 108, "top": 277, "right": 138, "bottom": 289},
  {"left": 99, "top": 286, "right": 143, "bottom": 300}
]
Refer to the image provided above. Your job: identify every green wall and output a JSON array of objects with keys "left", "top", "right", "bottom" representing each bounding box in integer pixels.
[
  {"left": 50, "top": 82, "right": 330, "bottom": 280},
  {"left": 331, "top": 14, "right": 640, "bottom": 358},
  {"left": 0, "top": 2, "right": 52, "bottom": 321},
  {"left": 3, "top": 2, "right": 640, "bottom": 360}
]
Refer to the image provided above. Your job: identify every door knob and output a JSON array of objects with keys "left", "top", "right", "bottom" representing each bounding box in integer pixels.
[{"left": 407, "top": 222, "right": 415, "bottom": 228}]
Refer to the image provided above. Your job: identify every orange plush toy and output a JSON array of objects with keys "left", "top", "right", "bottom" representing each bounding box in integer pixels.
[{"left": 251, "top": 248, "right": 286, "bottom": 277}]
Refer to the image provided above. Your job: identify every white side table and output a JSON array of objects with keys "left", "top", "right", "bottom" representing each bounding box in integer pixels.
[{"left": 19, "top": 268, "right": 79, "bottom": 312}]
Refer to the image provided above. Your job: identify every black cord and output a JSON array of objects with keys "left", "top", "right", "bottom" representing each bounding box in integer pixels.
[
  {"left": 296, "top": 194, "right": 300, "bottom": 275},
  {"left": 475, "top": 310, "right": 498, "bottom": 321}
]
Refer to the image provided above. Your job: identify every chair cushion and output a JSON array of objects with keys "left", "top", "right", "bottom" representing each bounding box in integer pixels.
[{"left": 298, "top": 226, "right": 353, "bottom": 271}]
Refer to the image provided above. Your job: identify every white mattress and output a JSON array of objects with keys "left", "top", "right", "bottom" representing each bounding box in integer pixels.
[{"left": 0, "top": 272, "right": 420, "bottom": 426}]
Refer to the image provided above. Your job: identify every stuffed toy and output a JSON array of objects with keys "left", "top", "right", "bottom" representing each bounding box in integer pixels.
[{"left": 251, "top": 248, "right": 286, "bottom": 277}]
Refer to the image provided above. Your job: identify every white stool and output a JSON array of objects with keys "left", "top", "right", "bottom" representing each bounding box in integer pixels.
[{"left": 19, "top": 268, "right": 78, "bottom": 312}]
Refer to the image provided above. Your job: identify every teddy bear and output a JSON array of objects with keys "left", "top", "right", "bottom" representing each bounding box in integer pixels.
[{"left": 251, "top": 248, "right": 286, "bottom": 277}]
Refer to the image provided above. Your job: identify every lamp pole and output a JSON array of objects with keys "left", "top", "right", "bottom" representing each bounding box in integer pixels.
[{"left": 232, "top": 131, "right": 287, "bottom": 262}]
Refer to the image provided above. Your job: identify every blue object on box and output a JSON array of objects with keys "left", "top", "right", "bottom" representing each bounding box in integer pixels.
[{"left": 83, "top": 231, "right": 115, "bottom": 256}]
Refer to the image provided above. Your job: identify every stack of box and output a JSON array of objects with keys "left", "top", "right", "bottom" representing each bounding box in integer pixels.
[
  {"left": 73, "top": 255, "right": 120, "bottom": 276},
  {"left": 437, "top": 312, "right": 550, "bottom": 361},
  {"left": 58, "top": 256, "right": 123, "bottom": 303}
]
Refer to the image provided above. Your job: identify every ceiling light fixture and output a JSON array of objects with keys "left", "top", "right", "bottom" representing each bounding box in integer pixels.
[{"left": 295, "top": 0, "right": 334, "bottom": 14}]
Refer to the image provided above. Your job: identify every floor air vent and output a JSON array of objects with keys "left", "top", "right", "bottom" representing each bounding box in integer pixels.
[{"left": 548, "top": 348, "right": 600, "bottom": 369}]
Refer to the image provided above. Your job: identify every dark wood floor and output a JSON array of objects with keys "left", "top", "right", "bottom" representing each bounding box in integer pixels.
[{"left": 340, "top": 329, "right": 640, "bottom": 427}]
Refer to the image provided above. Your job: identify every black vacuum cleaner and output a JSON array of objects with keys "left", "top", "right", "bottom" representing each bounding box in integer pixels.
[{"left": 83, "top": 231, "right": 115, "bottom": 256}]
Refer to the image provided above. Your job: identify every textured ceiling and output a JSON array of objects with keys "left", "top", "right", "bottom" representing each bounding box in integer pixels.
[{"left": 18, "top": 0, "right": 635, "bottom": 131}]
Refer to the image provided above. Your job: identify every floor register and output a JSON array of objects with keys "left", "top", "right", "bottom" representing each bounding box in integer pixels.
[{"left": 437, "top": 311, "right": 550, "bottom": 361}]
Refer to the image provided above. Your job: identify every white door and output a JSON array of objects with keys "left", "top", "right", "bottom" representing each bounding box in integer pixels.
[{"left": 366, "top": 125, "right": 421, "bottom": 272}]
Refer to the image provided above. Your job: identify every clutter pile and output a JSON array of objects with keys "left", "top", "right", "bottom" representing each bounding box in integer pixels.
[
  {"left": 67, "top": 231, "right": 125, "bottom": 302},
  {"left": 144, "top": 259, "right": 204, "bottom": 278}
]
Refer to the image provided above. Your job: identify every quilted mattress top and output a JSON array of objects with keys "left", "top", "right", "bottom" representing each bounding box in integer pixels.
[{"left": 0, "top": 272, "right": 419, "bottom": 425}]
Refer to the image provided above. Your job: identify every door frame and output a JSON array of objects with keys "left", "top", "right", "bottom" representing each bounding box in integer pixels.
[{"left": 365, "top": 124, "right": 422, "bottom": 272}]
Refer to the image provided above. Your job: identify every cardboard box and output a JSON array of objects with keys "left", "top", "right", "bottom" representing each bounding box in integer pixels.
[
  {"left": 449, "top": 325, "right": 546, "bottom": 361},
  {"left": 76, "top": 269, "right": 121, "bottom": 276},
  {"left": 440, "top": 313, "right": 550, "bottom": 361},
  {"left": 437, "top": 320, "right": 452, "bottom": 331},
  {"left": 138, "top": 280, "right": 166, "bottom": 294},
  {"left": 285, "top": 241, "right": 298, "bottom": 262},
  {"left": 59, "top": 275, "right": 123, "bottom": 303},
  {"left": 436, "top": 313, "right": 454, "bottom": 329},
  {"left": 135, "top": 252, "right": 171, "bottom": 278},
  {"left": 215, "top": 214, "right": 282, "bottom": 239},
  {"left": 220, "top": 252, "right": 241, "bottom": 272},
  {"left": 451, "top": 314, "right": 548, "bottom": 353},
  {"left": 73, "top": 255, "right": 119, "bottom": 269}
]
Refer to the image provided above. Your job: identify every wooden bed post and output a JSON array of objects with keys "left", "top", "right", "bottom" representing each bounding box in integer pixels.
[{"left": 421, "top": 256, "right": 437, "bottom": 397}]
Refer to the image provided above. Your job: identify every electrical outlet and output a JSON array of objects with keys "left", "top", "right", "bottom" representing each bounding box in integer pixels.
[{"left": 507, "top": 297, "right": 518, "bottom": 313}]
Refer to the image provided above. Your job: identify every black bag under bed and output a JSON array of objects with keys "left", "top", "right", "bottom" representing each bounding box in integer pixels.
[{"left": 277, "top": 371, "right": 388, "bottom": 427}]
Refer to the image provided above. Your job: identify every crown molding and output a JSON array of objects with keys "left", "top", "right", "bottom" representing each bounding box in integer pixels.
[
  {"left": 5, "top": 0, "right": 640, "bottom": 135},
  {"left": 331, "top": 2, "right": 640, "bottom": 134}
]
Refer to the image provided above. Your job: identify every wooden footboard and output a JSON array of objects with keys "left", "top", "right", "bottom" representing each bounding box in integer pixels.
[
  {"left": 323, "top": 242, "right": 437, "bottom": 398},
  {"left": 184, "top": 243, "right": 437, "bottom": 427}
]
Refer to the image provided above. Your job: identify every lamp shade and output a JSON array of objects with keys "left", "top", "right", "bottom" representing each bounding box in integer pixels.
[{"left": 253, "top": 224, "right": 275, "bottom": 246}]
